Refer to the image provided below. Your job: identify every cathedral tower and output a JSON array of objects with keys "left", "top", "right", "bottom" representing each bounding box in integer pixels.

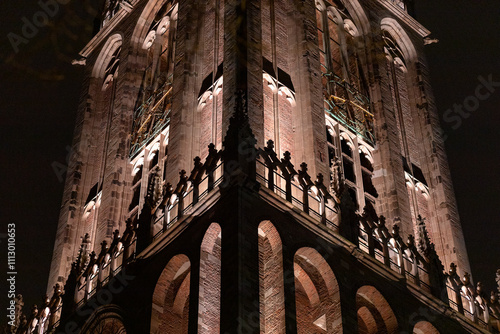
[{"left": 31, "top": 0, "right": 499, "bottom": 333}]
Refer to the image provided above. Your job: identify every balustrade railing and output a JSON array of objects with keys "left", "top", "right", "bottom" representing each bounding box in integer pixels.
[
  {"left": 152, "top": 162, "right": 224, "bottom": 241},
  {"left": 31, "top": 141, "right": 499, "bottom": 334},
  {"left": 257, "top": 141, "right": 472, "bottom": 315},
  {"left": 444, "top": 269, "right": 500, "bottom": 332},
  {"left": 60, "top": 144, "right": 223, "bottom": 324}
]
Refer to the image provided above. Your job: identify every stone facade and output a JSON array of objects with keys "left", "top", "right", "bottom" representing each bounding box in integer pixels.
[{"left": 30, "top": 0, "right": 499, "bottom": 333}]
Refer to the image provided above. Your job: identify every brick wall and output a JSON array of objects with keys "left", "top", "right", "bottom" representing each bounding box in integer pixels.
[
  {"left": 258, "top": 221, "right": 285, "bottom": 334},
  {"left": 199, "top": 223, "right": 222, "bottom": 333},
  {"left": 151, "top": 254, "right": 191, "bottom": 334}
]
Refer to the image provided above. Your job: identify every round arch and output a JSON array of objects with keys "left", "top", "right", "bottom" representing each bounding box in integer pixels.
[
  {"left": 151, "top": 254, "right": 191, "bottom": 334},
  {"left": 294, "top": 247, "right": 343, "bottom": 333},
  {"left": 258, "top": 220, "right": 285, "bottom": 334},
  {"left": 413, "top": 320, "right": 440, "bottom": 334},
  {"left": 356, "top": 285, "right": 399, "bottom": 334},
  {"left": 198, "top": 223, "right": 222, "bottom": 333}
]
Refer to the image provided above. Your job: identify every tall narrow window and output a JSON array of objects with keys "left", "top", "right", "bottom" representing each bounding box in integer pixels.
[
  {"left": 319, "top": 2, "right": 377, "bottom": 211},
  {"left": 384, "top": 30, "right": 431, "bottom": 237},
  {"left": 130, "top": 2, "right": 178, "bottom": 158},
  {"left": 151, "top": 254, "right": 191, "bottom": 334},
  {"left": 316, "top": 1, "right": 373, "bottom": 144},
  {"left": 80, "top": 34, "right": 122, "bottom": 248},
  {"left": 383, "top": 31, "right": 419, "bottom": 162},
  {"left": 129, "top": 162, "right": 143, "bottom": 212},
  {"left": 294, "top": 247, "right": 342, "bottom": 333},
  {"left": 356, "top": 286, "right": 399, "bottom": 334}
]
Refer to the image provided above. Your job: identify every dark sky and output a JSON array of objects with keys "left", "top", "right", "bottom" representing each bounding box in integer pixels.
[{"left": 0, "top": 0, "right": 499, "bottom": 326}]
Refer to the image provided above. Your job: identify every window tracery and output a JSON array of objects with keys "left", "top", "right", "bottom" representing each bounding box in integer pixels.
[
  {"left": 130, "top": 2, "right": 178, "bottom": 158},
  {"left": 316, "top": 0, "right": 373, "bottom": 144},
  {"left": 326, "top": 124, "right": 377, "bottom": 211}
]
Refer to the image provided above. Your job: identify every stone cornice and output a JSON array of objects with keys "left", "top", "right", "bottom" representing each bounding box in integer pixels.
[{"left": 376, "top": 0, "right": 431, "bottom": 37}]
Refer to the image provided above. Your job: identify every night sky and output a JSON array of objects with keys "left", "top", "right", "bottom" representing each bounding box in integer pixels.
[{"left": 0, "top": 0, "right": 499, "bottom": 326}]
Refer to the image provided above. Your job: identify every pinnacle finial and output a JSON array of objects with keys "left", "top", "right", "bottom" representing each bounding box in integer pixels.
[{"left": 283, "top": 151, "right": 291, "bottom": 162}]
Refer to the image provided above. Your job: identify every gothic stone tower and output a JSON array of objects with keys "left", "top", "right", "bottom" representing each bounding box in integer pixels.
[{"left": 42, "top": 0, "right": 490, "bottom": 332}]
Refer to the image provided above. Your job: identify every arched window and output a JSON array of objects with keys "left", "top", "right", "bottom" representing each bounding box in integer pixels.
[
  {"left": 130, "top": 1, "right": 178, "bottom": 158},
  {"left": 258, "top": 221, "right": 285, "bottom": 333},
  {"left": 151, "top": 254, "right": 190, "bottom": 334},
  {"left": 356, "top": 285, "right": 399, "bottom": 334},
  {"left": 294, "top": 247, "right": 342, "bottom": 333},
  {"left": 316, "top": 0, "right": 372, "bottom": 143},
  {"left": 198, "top": 223, "right": 222, "bottom": 333},
  {"left": 383, "top": 31, "right": 420, "bottom": 164},
  {"left": 382, "top": 24, "right": 435, "bottom": 240},
  {"left": 149, "top": 150, "right": 159, "bottom": 170},
  {"left": 81, "top": 34, "right": 122, "bottom": 248},
  {"left": 319, "top": 1, "right": 377, "bottom": 212}
]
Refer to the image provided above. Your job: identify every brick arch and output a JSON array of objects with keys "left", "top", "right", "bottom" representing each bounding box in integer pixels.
[
  {"left": 81, "top": 306, "right": 128, "bottom": 334},
  {"left": 294, "top": 247, "right": 343, "bottom": 334},
  {"left": 151, "top": 254, "right": 190, "bottom": 334},
  {"left": 198, "top": 223, "right": 222, "bottom": 333},
  {"left": 356, "top": 285, "right": 399, "bottom": 334},
  {"left": 258, "top": 220, "right": 285, "bottom": 334},
  {"left": 413, "top": 320, "right": 440, "bottom": 334}
]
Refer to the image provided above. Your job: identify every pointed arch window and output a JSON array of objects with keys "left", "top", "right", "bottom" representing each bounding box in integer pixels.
[
  {"left": 383, "top": 31, "right": 417, "bottom": 161},
  {"left": 316, "top": 1, "right": 373, "bottom": 143},
  {"left": 326, "top": 123, "right": 377, "bottom": 210},
  {"left": 130, "top": 2, "right": 178, "bottom": 157},
  {"left": 384, "top": 30, "right": 431, "bottom": 237}
]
